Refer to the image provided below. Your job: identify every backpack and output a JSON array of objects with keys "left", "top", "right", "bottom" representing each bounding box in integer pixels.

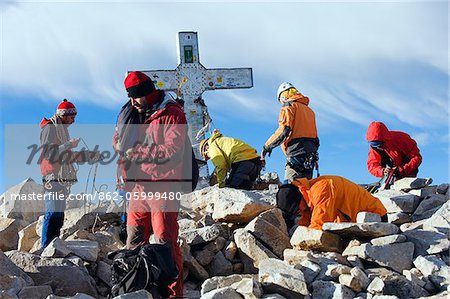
[{"left": 108, "top": 243, "right": 179, "bottom": 298}]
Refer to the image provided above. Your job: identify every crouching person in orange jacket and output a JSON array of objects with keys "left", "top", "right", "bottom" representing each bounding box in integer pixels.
[{"left": 276, "top": 175, "right": 387, "bottom": 232}]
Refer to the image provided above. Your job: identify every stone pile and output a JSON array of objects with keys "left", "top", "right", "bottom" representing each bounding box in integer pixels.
[{"left": 0, "top": 176, "right": 449, "bottom": 299}]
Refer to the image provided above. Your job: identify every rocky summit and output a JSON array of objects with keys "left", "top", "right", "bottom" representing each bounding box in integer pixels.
[{"left": 0, "top": 176, "right": 449, "bottom": 299}]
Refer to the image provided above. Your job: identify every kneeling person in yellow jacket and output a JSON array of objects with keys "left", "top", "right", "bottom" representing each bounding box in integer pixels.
[
  {"left": 200, "top": 131, "right": 262, "bottom": 189},
  {"left": 276, "top": 175, "right": 387, "bottom": 231}
]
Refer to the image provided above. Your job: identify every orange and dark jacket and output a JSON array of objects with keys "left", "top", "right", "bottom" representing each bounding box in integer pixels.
[
  {"left": 366, "top": 121, "right": 422, "bottom": 178},
  {"left": 264, "top": 93, "right": 319, "bottom": 157},
  {"left": 292, "top": 175, "right": 387, "bottom": 230}
]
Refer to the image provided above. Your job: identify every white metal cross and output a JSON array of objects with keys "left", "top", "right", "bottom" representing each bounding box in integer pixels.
[{"left": 133, "top": 32, "right": 253, "bottom": 176}]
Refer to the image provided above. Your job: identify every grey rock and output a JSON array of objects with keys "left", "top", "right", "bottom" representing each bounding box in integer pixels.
[
  {"left": 207, "top": 251, "right": 232, "bottom": 277},
  {"left": 258, "top": 258, "right": 309, "bottom": 297},
  {"left": 403, "top": 229, "right": 450, "bottom": 257},
  {"left": 181, "top": 242, "right": 209, "bottom": 281},
  {"left": 234, "top": 229, "right": 277, "bottom": 273},
  {"left": 367, "top": 277, "right": 385, "bottom": 294},
  {"left": 413, "top": 255, "right": 450, "bottom": 291},
  {"left": 436, "top": 184, "right": 449, "bottom": 195},
  {"left": 294, "top": 260, "right": 321, "bottom": 284},
  {"left": 311, "top": 280, "right": 355, "bottom": 299},
  {"left": 423, "top": 201, "right": 450, "bottom": 234},
  {"left": 193, "top": 249, "right": 215, "bottom": 267},
  {"left": 392, "top": 177, "right": 432, "bottom": 191},
  {"left": 178, "top": 218, "right": 197, "bottom": 232},
  {"left": 373, "top": 190, "right": 420, "bottom": 213},
  {"left": 201, "top": 274, "right": 256, "bottom": 295},
  {"left": 290, "top": 226, "right": 343, "bottom": 253},
  {"left": 200, "top": 287, "right": 242, "bottom": 299},
  {"left": 343, "top": 242, "right": 414, "bottom": 273},
  {"left": 324, "top": 264, "right": 352, "bottom": 279},
  {"left": 0, "top": 218, "right": 27, "bottom": 251},
  {"left": 211, "top": 188, "right": 275, "bottom": 223},
  {"left": 412, "top": 194, "right": 448, "bottom": 222},
  {"left": 366, "top": 268, "right": 429, "bottom": 298},
  {"left": 0, "top": 251, "right": 34, "bottom": 286},
  {"left": 180, "top": 224, "right": 226, "bottom": 246},
  {"left": 244, "top": 208, "right": 291, "bottom": 258},
  {"left": 224, "top": 241, "right": 237, "bottom": 261},
  {"left": 357, "top": 212, "right": 382, "bottom": 223},
  {"left": 370, "top": 234, "right": 407, "bottom": 246},
  {"left": 41, "top": 238, "right": 71, "bottom": 258},
  {"left": 387, "top": 212, "right": 411, "bottom": 225},
  {"left": 6, "top": 251, "right": 97, "bottom": 297},
  {"left": 201, "top": 275, "right": 262, "bottom": 299},
  {"left": 261, "top": 294, "right": 286, "bottom": 299},
  {"left": 409, "top": 186, "right": 437, "bottom": 197},
  {"left": 0, "top": 275, "right": 27, "bottom": 297},
  {"left": 323, "top": 222, "right": 399, "bottom": 238},
  {"left": 17, "top": 222, "right": 39, "bottom": 253},
  {"left": 0, "top": 178, "right": 45, "bottom": 223},
  {"left": 204, "top": 236, "right": 227, "bottom": 253},
  {"left": 17, "top": 285, "right": 52, "bottom": 299},
  {"left": 64, "top": 240, "right": 99, "bottom": 262}
]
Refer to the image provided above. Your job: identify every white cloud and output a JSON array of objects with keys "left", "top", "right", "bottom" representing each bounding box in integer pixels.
[{"left": 1, "top": 1, "right": 448, "bottom": 131}]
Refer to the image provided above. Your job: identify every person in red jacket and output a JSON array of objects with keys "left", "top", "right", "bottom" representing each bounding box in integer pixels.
[
  {"left": 119, "top": 71, "right": 190, "bottom": 298},
  {"left": 40, "top": 99, "right": 100, "bottom": 248},
  {"left": 366, "top": 121, "right": 422, "bottom": 180}
]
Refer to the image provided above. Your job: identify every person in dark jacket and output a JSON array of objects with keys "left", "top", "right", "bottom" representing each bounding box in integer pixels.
[{"left": 366, "top": 121, "right": 422, "bottom": 180}]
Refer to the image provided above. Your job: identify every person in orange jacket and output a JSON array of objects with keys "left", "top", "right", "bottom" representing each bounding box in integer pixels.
[
  {"left": 262, "top": 82, "right": 319, "bottom": 182},
  {"left": 366, "top": 121, "right": 422, "bottom": 180},
  {"left": 276, "top": 175, "right": 387, "bottom": 231}
]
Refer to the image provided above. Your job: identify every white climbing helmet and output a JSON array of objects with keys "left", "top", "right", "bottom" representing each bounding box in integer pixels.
[{"left": 277, "top": 82, "right": 295, "bottom": 102}]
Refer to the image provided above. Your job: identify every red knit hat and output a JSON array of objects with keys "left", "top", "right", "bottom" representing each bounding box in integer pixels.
[
  {"left": 124, "top": 71, "right": 155, "bottom": 98},
  {"left": 56, "top": 99, "right": 77, "bottom": 116}
]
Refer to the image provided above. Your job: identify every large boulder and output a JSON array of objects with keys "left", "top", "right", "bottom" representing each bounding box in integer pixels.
[
  {"left": 366, "top": 267, "right": 429, "bottom": 298},
  {"left": 258, "top": 258, "right": 309, "bottom": 298},
  {"left": 17, "top": 222, "right": 39, "bottom": 253},
  {"left": 403, "top": 229, "right": 450, "bottom": 257},
  {"left": 412, "top": 194, "right": 448, "bottom": 222},
  {"left": 211, "top": 188, "right": 275, "bottom": 223},
  {"left": 6, "top": 251, "right": 97, "bottom": 297},
  {"left": 423, "top": 201, "right": 450, "bottom": 234},
  {"left": 290, "top": 226, "right": 343, "bottom": 253},
  {"left": 180, "top": 224, "right": 227, "bottom": 246},
  {"left": 392, "top": 177, "right": 433, "bottom": 191},
  {"left": 244, "top": 209, "right": 291, "bottom": 258},
  {"left": 0, "top": 178, "right": 45, "bottom": 223},
  {"left": 311, "top": 280, "right": 355, "bottom": 299},
  {"left": 201, "top": 274, "right": 262, "bottom": 299},
  {"left": 413, "top": 255, "right": 450, "bottom": 291},
  {"left": 373, "top": 190, "right": 420, "bottom": 213},
  {"left": 0, "top": 218, "right": 27, "bottom": 251},
  {"left": 234, "top": 229, "right": 277, "bottom": 273},
  {"left": 343, "top": 242, "right": 415, "bottom": 273},
  {"left": 0, "top": 251, "right": 34, "bottom": 287},
  {"left": 322, "top": 222, "right": 399, "bottom": 239}
]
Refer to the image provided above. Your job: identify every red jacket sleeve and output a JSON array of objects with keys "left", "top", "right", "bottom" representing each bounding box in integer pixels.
[
  {"left": 400, "top": 137, "right": 422, "bottom": 176},
  {"left": 133, "top": 107, "right": 187, "bottom": 164},
  {"left": 367, "top": 148, "right": 384, "bottom": 178}
]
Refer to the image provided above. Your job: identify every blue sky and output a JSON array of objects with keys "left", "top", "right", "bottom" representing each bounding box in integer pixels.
[{"left": 1, "top": 1, "right": 448, "bottom": 194}]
